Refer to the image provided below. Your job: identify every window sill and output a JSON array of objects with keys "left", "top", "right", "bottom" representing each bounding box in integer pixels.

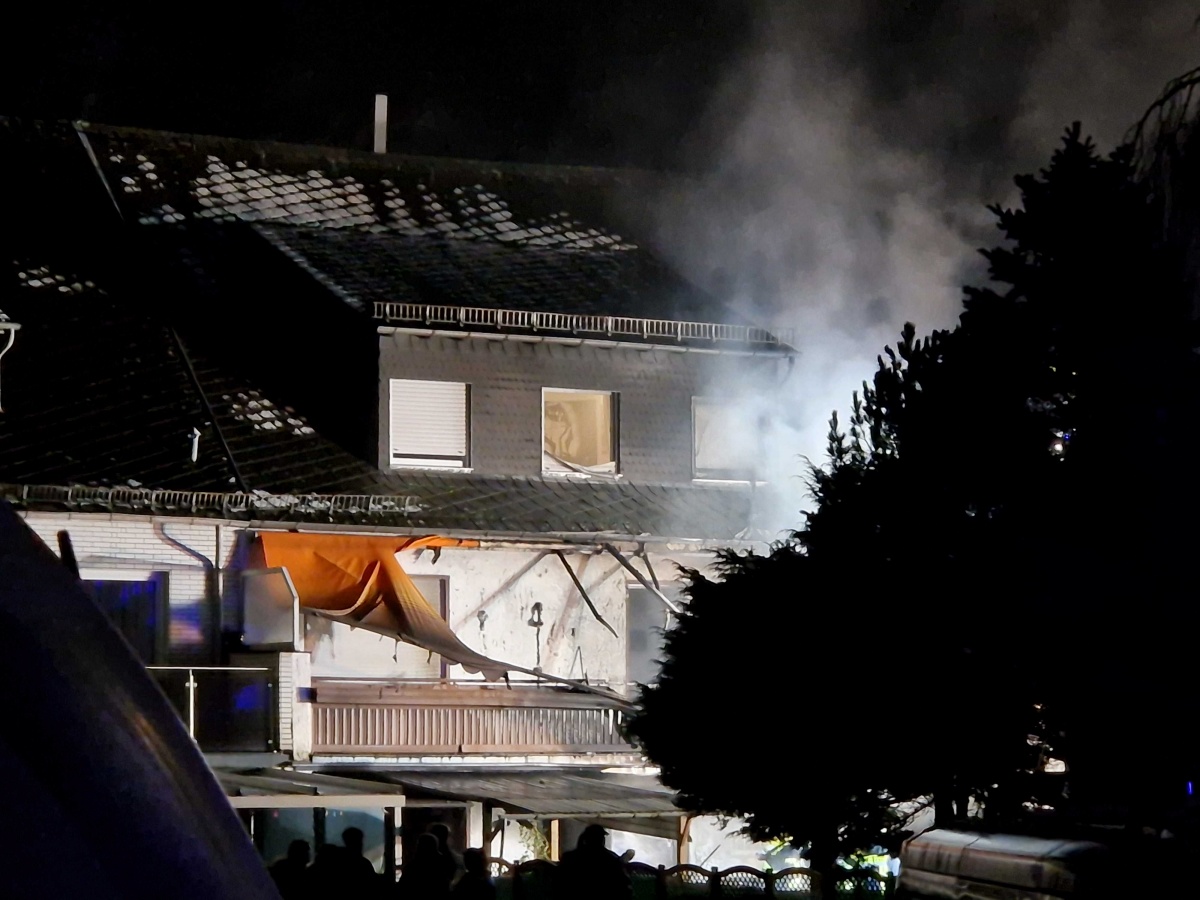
[
  {"left": 541, "top": 469, "right": 623, "bottom": 481},
  {"left": 389, "top": 464, "right": 475, "bottom": 474},
  {"left": 691, "top": 477, "right": 766, "bottom": 486}
]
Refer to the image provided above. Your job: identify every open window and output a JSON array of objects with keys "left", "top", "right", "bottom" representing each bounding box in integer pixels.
[
  {"left": 693, "top": 397, "right": 757, "bottom": 480},
  {"left": 542, "top": 389, "right": 619, "bottom": 475},
  {"left": 389, "top": 378, "right": 470, "bottom": 469}
]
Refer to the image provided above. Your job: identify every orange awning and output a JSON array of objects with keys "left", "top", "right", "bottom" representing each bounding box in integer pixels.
[{"left": 258, "top": 532, "right": 508, "bottom": 681}]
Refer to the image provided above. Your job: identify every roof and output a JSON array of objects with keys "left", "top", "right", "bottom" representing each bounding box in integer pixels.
[
  {"left": 0, "top": 118, "right": 765, "bottom": 543},
  {"left": 217, "top": 767, "right": 683, "bottom": 837},
  {"left": 2, "top": 478, "right": 757, "bottom": 544},
  {"left": 384, "top": 769, "right": 681, "bottom": 819},
  {"left": 71, "top": 121, "right": 784, "bottom": 344},
  {"left": 259, "top": 223, "right": 722, "bottom": 322}
]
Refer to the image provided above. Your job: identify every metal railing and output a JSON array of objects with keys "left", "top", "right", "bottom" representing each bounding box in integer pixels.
[
  {"left": 5, "top": 483, "right": 425, "bottom": 518},
  {"left": 487, "top": 859, "right": 892, "bottom": 898},
  {"left": 147, "top": 665, "right": 275, "bottom": 753},
  {"left": 374, "top": 301, "right": 795, "bottom": 348},
  {"left": 311, "top": 700, "right": 633, "bottom": 755}
]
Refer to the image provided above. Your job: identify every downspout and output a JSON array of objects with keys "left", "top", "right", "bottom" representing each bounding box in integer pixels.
[{"left": 155, "top": 522, "right": 220, "bottom": 662}]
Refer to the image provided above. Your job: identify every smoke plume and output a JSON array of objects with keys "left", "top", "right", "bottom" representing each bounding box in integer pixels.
[{"left": 649, "top": 0, "right": 1199, "bottom": 534}]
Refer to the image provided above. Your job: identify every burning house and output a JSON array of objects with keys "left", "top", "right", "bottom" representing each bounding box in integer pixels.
[{"left": 0, "top": 118, "right": 794, "bottom": 871}]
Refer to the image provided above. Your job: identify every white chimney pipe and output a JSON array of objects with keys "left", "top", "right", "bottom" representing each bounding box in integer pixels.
[{"left": 373, "top": 94, "right": 388, "bottom": 154}]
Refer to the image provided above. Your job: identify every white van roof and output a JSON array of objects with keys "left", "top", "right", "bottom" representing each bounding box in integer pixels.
[{"left": 901, "top": 830, "right": 1111, "bottom": 896}]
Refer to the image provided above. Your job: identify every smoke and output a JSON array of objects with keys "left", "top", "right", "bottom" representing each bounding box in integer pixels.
[{"left": 647, "top": 1, "right": 1199, "bottom": 535}]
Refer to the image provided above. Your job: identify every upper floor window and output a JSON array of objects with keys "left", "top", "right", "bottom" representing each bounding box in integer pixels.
[
  {"left": 542, "top": 388, "right": 619, "bottom": 475},
  {"left": 389, "top": 378, "right": 470, "bottom": 469},
  {"left": 693, "top": 397, "right": 756, "bottom": 480}
]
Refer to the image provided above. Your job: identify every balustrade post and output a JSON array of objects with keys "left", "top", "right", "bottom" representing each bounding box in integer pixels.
[
  {"left": 710, "top": 866, "right": 720, "bottom": 898},
  {"left": 185, "top": 668, "right": 197, "bottom": 739},
  {"left": 656, "top": 865, "right": 667, "bottom": 900},
  {"left": 764, "top": 870, "right": 775, "bottom": 898}
]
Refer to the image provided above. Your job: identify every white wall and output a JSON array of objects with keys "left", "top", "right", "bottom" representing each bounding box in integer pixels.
[
  {"left": 305, "top": 544, "right": 704, "bottom": 686},
  {"left": 401, "top": 546, "right": 631, "bottom": 684},
  {"left": 18, "top": 511, "right": 719, "bottom": 687},
  {"left": 19, "top": 511, "right": 238, "bottom": 662}
]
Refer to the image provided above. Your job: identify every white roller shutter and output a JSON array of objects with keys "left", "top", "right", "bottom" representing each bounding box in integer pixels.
[{"left": 389, "top": 379, "right": 469, "bottom": 468}]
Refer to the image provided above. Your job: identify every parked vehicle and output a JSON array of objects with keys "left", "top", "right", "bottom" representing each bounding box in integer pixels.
[{"left": 895, "top": 828, "right": 1168, "bottom": 900}]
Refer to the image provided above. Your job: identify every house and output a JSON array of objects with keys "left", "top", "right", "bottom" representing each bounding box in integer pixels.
[{"left": 0, "top": 118, "right": 795, "bottom": 872}]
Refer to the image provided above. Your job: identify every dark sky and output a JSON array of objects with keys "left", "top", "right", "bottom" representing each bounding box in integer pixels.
[
  {"left": 8, "top": 2, "right": 1197, "bottom": 175},
  {"left": 7, "top": 2, "right": 753, "bottom": 168}
]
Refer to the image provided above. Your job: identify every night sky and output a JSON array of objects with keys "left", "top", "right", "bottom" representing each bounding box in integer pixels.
[
  {"left": 7, "top": 1, "right": 1198, "bottom": 470},
  {"left": 12, "top": 2, "right": 1194, "bottom": 172}
]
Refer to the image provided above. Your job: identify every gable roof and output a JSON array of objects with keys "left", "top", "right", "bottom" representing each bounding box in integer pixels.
[
  {"left": 76, "top": 122, "right": 791, "bottom": 348},
  {"left": 0, "top": 118, "right": 768, "bottom": 543}
]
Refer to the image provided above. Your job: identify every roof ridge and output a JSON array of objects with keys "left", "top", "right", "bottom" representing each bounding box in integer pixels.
[{"left": 77, "top": 120, "right": 684, "bottom": 186}]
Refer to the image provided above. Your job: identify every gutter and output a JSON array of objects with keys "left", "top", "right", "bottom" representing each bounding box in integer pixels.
[
  {"left": 2, "top": 484, "right": 768, "bottom": 552},
  {"left": 377, "top": 326, "right": 796, "bottom": 358}
]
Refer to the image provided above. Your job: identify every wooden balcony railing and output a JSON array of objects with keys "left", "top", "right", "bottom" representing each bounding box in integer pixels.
[{"left": 309, "top": 681, "right": 636, "bottom": 756}]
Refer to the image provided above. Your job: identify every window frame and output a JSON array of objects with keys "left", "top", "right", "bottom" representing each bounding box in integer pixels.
[
  {"left": 79, "top": 568, "right": 170, "bottom": 664},
  {"left": 540, "top": 386, "right": 620, "bottom": 476},
  {"left": 388, "top": 378, "right": 472, "bottom": 470},
  {"left": 692, "top": 396, "right": 755, "bottom": 482},
  {"left": 411, "top": 575, "right": 451, "bottom": 681}
]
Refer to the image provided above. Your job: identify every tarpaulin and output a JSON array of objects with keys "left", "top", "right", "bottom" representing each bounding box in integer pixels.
[{"left": 258, "top": 532, "right": 509, "bottom": 681}]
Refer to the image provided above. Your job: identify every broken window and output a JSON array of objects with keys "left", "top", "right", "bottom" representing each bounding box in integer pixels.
[
  {"left": 389, "top": 379, "right": 470, "bottom": 469},
  {"left": 693, "top": 397, "right": 757, "bottom": 480},
  {"left": 542, "top": 389, "right": 618, "bottom": 475}
]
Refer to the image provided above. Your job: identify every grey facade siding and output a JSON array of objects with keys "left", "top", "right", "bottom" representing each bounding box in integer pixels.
[{"left": 378, "top": 333, "right": 782, "bottom": 483}]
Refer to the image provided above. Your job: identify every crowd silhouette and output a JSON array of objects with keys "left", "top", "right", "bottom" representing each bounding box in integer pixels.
[{"left": 267, "top": 823, "right": 631, "bottom": 900}]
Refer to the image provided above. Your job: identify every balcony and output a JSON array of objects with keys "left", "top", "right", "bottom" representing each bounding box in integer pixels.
[
  {"left": 148, "top": 665, "right": 276, "bottom": 754},
  {"left": 308, "top": 680, "right": 636, "bottom": 757}
]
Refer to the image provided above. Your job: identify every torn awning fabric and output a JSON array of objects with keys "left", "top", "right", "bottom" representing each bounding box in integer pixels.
[{"left": 258, "top": 532, "right": 509, "bottom": 681}]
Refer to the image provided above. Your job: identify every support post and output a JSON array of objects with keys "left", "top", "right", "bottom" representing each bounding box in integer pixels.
[
  {"left": 677, "top": 816, "right": 692, "bottom": 865},
  {"left": 314, "top": 807, "right": 326, "bottom": 849},
  {"left": 383, "top": 807, "right": 396, "bottom": 882}
]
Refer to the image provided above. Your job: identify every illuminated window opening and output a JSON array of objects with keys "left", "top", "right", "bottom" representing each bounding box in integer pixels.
[
  {"left": 542, "top": 388, "right": 619, "bottom": 475},
  {"left": 693, "top": 397, "right": 757, "bottom": 480}
]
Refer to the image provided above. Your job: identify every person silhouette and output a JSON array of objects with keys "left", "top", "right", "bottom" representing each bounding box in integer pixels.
[
  {"left": 450, "top": 848, "right": 495, "bottom": 900},
  {"left": 342, "top": 826, "right": 379, "bottom": 885},
  {"left": 268, "top": 840, "right": 311, "bottom": 900},
  {"left": 555, "top": 825, "right": 632, "bottom": 900},
  {"left": 308, "top": 842, "right": 347, "bottom": 894},
  {"left": 398, "top": 832, "right": 451, "bottom": 899},
  {"left": 428, "top": 822, "right": 463, "bottom": 887}
]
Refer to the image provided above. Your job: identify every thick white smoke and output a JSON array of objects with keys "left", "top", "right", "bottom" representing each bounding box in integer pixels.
[{"left": 648, "top": 1, "right": 1199, "bottom": 535}]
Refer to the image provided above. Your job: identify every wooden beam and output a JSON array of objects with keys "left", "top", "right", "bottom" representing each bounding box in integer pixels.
[
  {"left": 228, "top": 794, "right": 407, "bottom": 809},
  {"left": 554, "top": 551, "right": 618, "bottom": 638},
  {"left": 603, "top": 544, "right": 681, "bottom": 614},
  {"left": 677, "top": 815, "right": 693, "bottom": 865}
]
